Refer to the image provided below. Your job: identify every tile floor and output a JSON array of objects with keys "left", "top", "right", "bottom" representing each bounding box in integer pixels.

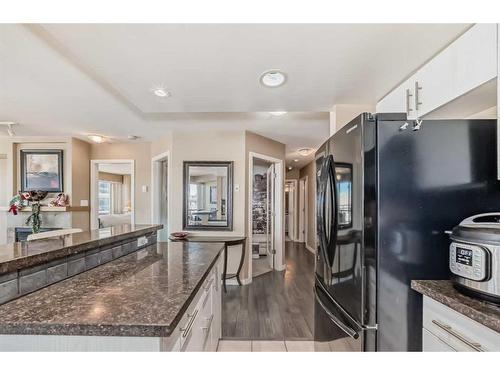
[{"left": 217, "top": 340, "right": 315, "bottom": 352}]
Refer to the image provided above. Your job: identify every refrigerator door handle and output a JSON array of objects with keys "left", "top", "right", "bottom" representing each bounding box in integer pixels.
[
  {"left": 325, "top": 155, "right": 338, "bottom": 268},
  {"left": 314, "top": 286, "right": 359, "bottom": 339},
  {"left": 317, "top": 159, "right": 330, "bottom": 269}
]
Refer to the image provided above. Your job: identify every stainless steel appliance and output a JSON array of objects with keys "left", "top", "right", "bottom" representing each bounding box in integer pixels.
[
  {"left": 314, "top": 113, "right": 500, "bottom": 351},
  {"left": 450, "top": 213, "right": 500, "bottom": 304}
]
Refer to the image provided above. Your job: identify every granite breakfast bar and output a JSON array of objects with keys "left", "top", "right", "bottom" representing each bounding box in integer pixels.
[
  {"left": 0, "top": 224, "right": 161, "bottom": 304},
  {"left": 0, "top": 240, "right": 225, "bottom": 351}
]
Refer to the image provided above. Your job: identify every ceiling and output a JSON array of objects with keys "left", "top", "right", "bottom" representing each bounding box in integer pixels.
[{"left": 0, "top": 23, "right": 471, "bottom": 168}]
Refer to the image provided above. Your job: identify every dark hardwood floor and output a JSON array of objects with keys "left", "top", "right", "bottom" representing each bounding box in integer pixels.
[{"left": 222, "top": 241, "right": 315, "bottom": 340}]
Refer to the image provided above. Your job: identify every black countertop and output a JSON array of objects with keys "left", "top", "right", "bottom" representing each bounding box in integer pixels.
[
  {"left": 0, "top": 224, "right": 162, "bottom": 274},
  {"left": 411, "top": 280, "right": 500, "bottom": 334},
  {"left": 0, "top": 241, "right": 224, "bottom": 337}
]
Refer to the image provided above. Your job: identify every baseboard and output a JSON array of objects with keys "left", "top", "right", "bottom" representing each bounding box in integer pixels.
[
  {"left": 305, "top": 244, "right": 316, "bottom": 254},
  {"left": 275, "top": 263, "right": 286, "bottom": 271}
]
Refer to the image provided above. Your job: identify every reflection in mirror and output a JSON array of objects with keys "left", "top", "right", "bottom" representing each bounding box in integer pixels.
[
  {"left": 336, "top": 163, "right": 353, "bottom": 229},
  {"left": 183, "top": 161, "right": 233, "bottom": 231}
]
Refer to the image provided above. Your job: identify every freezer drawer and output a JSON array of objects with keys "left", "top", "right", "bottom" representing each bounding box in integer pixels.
[{"left": 313, "top": 283, "right": 363, "bottom": 351}]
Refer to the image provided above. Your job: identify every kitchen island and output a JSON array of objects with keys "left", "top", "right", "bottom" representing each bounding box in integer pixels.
[{"left": 0, "top": 241, "right": 225, "bottom": 351}]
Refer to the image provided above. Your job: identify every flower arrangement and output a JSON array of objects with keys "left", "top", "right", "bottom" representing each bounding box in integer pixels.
[
  {"left": 8, "top": 190, "right": 48, "bottom": 234},
  {"left": 8, "top": 192, "right": 29, "bottom": 215}
]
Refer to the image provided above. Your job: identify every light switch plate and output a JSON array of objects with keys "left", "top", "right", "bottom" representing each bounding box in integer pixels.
[
  {"left": 234, "top": 184, "right": 240, "bottom": 192},
  {"left": 80, "top": 200, "right": 89, "bottom": 207},
  {"left": 142, "top": 185, "right": 148, "bottom": 193}
]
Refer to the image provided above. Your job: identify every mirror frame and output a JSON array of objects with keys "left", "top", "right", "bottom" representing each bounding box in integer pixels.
[{"left": 183, "top": 161, "right": 234, "bottom": 231}]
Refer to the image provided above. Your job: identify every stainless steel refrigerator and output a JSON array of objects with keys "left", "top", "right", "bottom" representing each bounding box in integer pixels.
[{"left": 314, "top": 113, "right": 500, "bottom": 351}]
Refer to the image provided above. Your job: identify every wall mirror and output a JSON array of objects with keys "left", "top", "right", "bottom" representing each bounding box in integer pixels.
[{"left": 183, "top": 161, "right": 233, "bottom": 231}]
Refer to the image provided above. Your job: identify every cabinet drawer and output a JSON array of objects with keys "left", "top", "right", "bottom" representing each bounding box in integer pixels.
[
  {"left": 423, "top": 328, "right": 456, "bottom": 352},
  {"left": 423, "top": 296, "right": 500, "bottom": 351}
]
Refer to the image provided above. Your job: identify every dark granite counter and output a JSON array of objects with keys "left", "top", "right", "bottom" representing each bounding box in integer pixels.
[
  {"left": 411, "top": 280, "right": 500, "bottom": 334},
  {"left": 0, "top": 241, "right": 224, "bottom": 337},
  {"left": 0, "top": 224, "right": 161, "bottom": 274}
]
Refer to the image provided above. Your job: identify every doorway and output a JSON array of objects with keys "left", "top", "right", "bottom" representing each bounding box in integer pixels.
[
  {"left": 248, "top": 152, "right": 284, "bottom": 280},
  {"left": 298, "top": 175, "right": 308, "bottom": 244},
  {"left": 151, "top": 152, "right": 170, "bottom": 241},
  {"left": 285, "top": 180, "right": 297, "bottom": 242},
  {"left": 90, "top": 160, "right": 135, "bottom": 230}
]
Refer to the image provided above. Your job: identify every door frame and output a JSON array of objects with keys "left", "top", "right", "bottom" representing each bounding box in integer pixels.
[
  {"left": 248, "top": 151, "right": 285, "bottom": 280},
  {"left": 90, "top": 159, "right": 135, "bottom": 230},
  {"left": 298, "top": 175, "right": 309, "bottom": 246},
  {"left": 151, "top": 151, "right": 171, "bottom": 240},
  {"left": 285, "top": 179, "right": 298, "bottom": 241}
]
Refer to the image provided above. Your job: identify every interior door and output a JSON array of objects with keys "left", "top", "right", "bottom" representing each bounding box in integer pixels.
[
  {"left": 266, "top": 164, "right": 275, "bottom": 269},
  {"left": 299, "top": 178, "right": 306, "bottom": 243}
]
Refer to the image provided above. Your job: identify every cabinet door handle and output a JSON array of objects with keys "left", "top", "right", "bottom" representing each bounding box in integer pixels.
[
  {"left": 431, "top": 319, "right": 485, "bottom": 352},
  {"left": 180, "top": 309, "right": 198, "bottom": 338},
  {"left": 414, "top": 81, "right": 422, "bottom": 111},
  {"left": 405, "top": 88, "right": 413, "bottom": 115}
]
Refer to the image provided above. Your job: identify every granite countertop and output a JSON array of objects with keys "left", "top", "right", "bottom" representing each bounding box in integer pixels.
[
  {"left": 411, "top": 280, "right": 500, "bottom": 334},
  {"left": 0, "top": 224, "right": 162, "bottom": 274},
  {"left": 0, "top": 241, "right": 224, "bottom": 337}
]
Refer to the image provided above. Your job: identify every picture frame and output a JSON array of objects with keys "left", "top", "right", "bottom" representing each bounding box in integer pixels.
[
  {"left": 183, "top": 161, "right": 233, "bottom": 231},
  {"left": 20, "top": 149, "right": 64, "bottom": 193}
]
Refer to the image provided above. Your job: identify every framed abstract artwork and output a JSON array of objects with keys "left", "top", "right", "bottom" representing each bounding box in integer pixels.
[{"left": 20, "top": 150, "right": 64, "bottom": 192}]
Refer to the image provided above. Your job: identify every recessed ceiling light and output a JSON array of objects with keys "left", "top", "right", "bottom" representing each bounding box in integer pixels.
[
  {"left": 269, "top": 111, "right": 287, "bottom": 116},
  {"left": 87, "top": 135, "right": 106, "bottom": 144},
  {"left": 297, "top": 148, "right": 314, "bottom": 156},
  {"left": 293, "top": 159, "right": 299, "bottom": 162},
  {"left": 288, "top": 166, "right": 293, "bottom": 171},
  {"left": 153, "top": 88, "right": 171, "bottom": 98},
  {"left": 260, "top": 70, "right": 287, "bottom": 88}
]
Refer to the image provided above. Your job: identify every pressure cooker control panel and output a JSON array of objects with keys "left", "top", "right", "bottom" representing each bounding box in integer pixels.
[{"left": 449, "top": 242, "right": 489, "bottom": 281}]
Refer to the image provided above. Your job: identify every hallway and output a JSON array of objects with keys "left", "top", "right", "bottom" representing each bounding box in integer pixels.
[{"left": 222, "top": 241, "right": 315, "bottom": 340}]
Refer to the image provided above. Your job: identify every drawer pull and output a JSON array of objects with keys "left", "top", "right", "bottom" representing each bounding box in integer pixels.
[
  {"left": 180, "top": 309, "right": 198, "bottom": 338},
  {"left": 431, "top": 319, "right": 485, "bottom": 352}
]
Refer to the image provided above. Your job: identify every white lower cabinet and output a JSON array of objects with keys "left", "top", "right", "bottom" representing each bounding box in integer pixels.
[
  {"left": 178, "top": 255, "right": 223, "bottom": 352},
  {"left": 423, "top": 328, "right": 455, "bottom": 352},
  {"left": 422, "top": 296, "right": 500, "bottom": 352}
]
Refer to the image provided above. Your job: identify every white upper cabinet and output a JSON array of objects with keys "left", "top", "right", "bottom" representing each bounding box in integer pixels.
[
  {"left": 377, "top": 24, "right": 498, "bottom": 119},
  {"left": 376, "top": 77, "right": 416, "bottom": 119}
]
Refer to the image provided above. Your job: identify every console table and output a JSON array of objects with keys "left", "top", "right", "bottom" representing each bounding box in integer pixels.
[{"left": 169, "top": 236, "right": 246, "bottom": 292}]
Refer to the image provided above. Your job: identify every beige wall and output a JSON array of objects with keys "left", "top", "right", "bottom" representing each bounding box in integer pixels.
[
  {"left": 245, "top": 131, "right": 286, "bottom": 275},
  {"left": 169, "top": 131, "right": 246, "bottom": 235},
  {"left": 0, "top": 136, "right": 91, "bottom": 237},
  {"left": 330, "top": 104, "right": 375, "bottom": 136},
  {"left": 71, "top": 137, "right": 91, "bottom": 231},
  {"left": 300, "top": 160, "right": 316, "bottom": 252},
  {"left": 150, "top": 132, "right": 172, "bottom": 158},
  {"left": 90, "top": 142, "right": 151, "bottom": 225},
  {"left": 122, "top": 174, "right": 132, "bottom": 211}
]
